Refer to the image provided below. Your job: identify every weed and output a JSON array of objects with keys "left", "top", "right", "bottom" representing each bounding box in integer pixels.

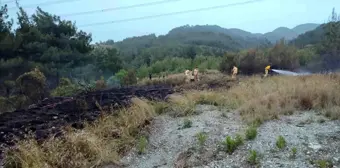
[
  {"left": 182, "top": 119, "right": 192, "bottom": 129},
  {"left": 152, "top": 101, "right": 169, "bottom": 114},
  {"left": 248, "top": 150, "right": 259, "bottom": 165},
  {"left": 276, "top": 136, "right": 286, "bottom": 149},
  {"left": 196, "top": 132, "right": 208, "bottom": 148},
  {"left": 315, "top": 160, "right": 332, "bottom": 168},
  {"left": 290, "top": 147, "right": 297, "bottom": 159},
  {"left": 222, "top": 135, "right": 244, "bottom": 154},
  {"left": 137, "top": 136, "right": 148, "bottom": 154},
  {"left": 167, "top": 94, "right": 196, "bottom": 117},
  {"left": 235, "top": 134, "right": 244, "bottom": 146},
  {"left": 245, "top": 126, "right": 257, "bottom": 140}
]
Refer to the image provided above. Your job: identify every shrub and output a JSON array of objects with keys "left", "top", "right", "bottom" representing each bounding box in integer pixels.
[
  {"left": 95, "top": 76, "right": 107, "bottom": 90},
  {"left": 16, "top": 68, "right": 47, "bottom": 103},
  {"left": 51, "top": 78, "right": 80, "bottom": 97}
]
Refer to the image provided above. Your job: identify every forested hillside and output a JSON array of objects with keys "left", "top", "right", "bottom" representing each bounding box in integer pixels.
[
  {"left": 108, "top": 25, "right": 272, "bottom": 69},
  {"left": 218, "top": 9, "right": 340, "bottom": 74},
  {"left": 262, "top": 23, "right": 320, "bottom": 43},
  {"left": 98, "top": 23, "right": 320, "bottom": 70}
]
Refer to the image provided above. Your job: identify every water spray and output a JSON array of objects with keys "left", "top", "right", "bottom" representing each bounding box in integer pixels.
[{"left": 271, "top": 69, "right": 311, "bottom": 76}]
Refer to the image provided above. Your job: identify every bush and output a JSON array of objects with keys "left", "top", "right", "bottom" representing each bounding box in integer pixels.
[
  {"left": 95, "top": 76, "right": 107, "bottom": 90},
  {"left": 16, "top": 68, "right": 47, "bottom": 103},
  {"left": 123, "top": 69, "right": 137, "bottom": 86},
  {"left": 51, "top": 78, "right": 80, "bottom": 97},
  {"left": 107, "top": 76, "right": 120, "bottom": 87}
]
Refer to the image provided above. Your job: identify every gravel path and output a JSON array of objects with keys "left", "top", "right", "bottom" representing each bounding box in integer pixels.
[{"left": 117, "top": 106, "right": 340, "bottom": 168}]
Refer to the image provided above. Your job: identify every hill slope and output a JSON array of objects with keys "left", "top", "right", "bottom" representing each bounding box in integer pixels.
[
  {"left": 110, "top": 25, "right": 272, "bottom": 67},
  {"left": 262, "top": 23, "right": 320, "bottom": 43},
  {"left": 99, "top": 23, "right": 320, "bottom": 68},
  {"left": 290, "top": 24, "right": 327, "bottom": 47}
]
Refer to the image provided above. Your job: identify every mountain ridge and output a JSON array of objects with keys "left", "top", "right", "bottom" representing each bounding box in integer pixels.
[{"left": 111, "top": 23, "right": 320, "bottom": 45}]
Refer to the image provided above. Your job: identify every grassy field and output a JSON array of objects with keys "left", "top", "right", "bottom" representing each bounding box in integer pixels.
[{"left": 4, "top": 72, "right": 340, "bottom": 168}]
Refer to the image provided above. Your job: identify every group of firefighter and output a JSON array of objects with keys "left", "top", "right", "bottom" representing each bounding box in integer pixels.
[
  {"left": 184, "top": 67, "right": 199, "bottom": 82},
  {"left": 231, "top": 64, "right": 272, "bottom": 79},
  {"left": 148, "top": 64, "right": 272, "bottom": 82},
  {"left": 183, "top": 64, "right": 272, "bottom": 82}
]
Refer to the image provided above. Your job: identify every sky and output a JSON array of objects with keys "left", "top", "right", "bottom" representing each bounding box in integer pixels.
[{"left": 3, "top": 0, "right": 340, "bottom": 43}]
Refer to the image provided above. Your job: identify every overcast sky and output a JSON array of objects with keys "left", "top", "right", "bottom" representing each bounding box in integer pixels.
[{"left": 4, "top": 0, "right": 340, "bottom": 42}]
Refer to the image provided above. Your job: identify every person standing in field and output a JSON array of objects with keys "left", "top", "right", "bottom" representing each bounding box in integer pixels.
[
  {"left": 193, "top": 67, "right": 199, "bottom": 81},
  {"left": 231, "top": 65, "right": 238, "bottom": 79},
  {"left": 264, "top": 63, "right": 271, "bottom": 77}
]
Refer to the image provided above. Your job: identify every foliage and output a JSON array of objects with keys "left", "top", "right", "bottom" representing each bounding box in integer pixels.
[
  {"left": 106, "top": 76, "right": 120, "bottom": 87},
  {"left": 276, "top": 135, "right": 286, "bottom": 149},
  {"left": 122, "top": 69, "right": 137, "bottom": 86},
  {"left": 115, "top": 69, "right": 128, "bottom": 85},
  {"left": 51, "top": 78, "right": 80, "bottom": 97},
  {"left": 137, "top": 136, "right": 148, "bottom": 154},
  {"left": 196, "top": 132, "right": 208, "bottom": 148},
  {"left": 290, "top": 147, "right": 297, "bottom": 159},
  {"left": 16, "top": 68, "right": 47, "bottom": 103},
  {"left": 95, "top": 76, "right": 107, "bottom": 90},
  {"left": 182, "top": 118, "right": 192, "bottom": 129},
  {"left": 89, "top": 46, "right": 122, "bottom": 74},
  {"left": 222, "top": 135, "right": 243, "bottom": 154},
  {"left": 247, "top": 150, "right": 259, "bottom": 165},
  {"left": 245, "top": 126, "right": 257, "bottom": 140}
]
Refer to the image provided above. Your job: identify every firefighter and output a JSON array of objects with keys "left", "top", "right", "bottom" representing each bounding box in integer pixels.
[
  {"left": 264, "top": 64, "right": 271, "bottom": 77},
  {"left": 231, "top": 65, "right": 238, "bottom": 79},
  {"left": 185, "top": 70, "right": 191, "bottom": 83},
  {"left": 193, "top": 67, "right": 199, "bottom": 81}
]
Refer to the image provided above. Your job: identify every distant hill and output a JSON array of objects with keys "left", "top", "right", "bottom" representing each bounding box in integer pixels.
[
  {"left": 290, "top": 24, "right": 327, "bottom": 47},
  {"left": 166, "top": 25, "right": 270, "bottom": 48},
  {"left": 107, "top": 25, "right": 273, "bottom": 67},
  {"left": 100, "top": 23, "right": 321, "bottom": 67},
  {"left": 262, "top": 23, "right": 320, "bottom": 43}
]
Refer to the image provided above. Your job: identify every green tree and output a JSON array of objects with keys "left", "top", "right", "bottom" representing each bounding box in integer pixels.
[{"left": 219, "top": 52, "right": 237, "bottom": 73}]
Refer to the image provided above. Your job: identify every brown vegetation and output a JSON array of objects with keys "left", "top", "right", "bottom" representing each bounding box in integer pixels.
[
  {"left": 183, "top": 73, "right": 340, "bottom": 123},
  {"left": 3, "top": 72, "right": 340, "bottom": 167},
  {"left": 3, "top": 98, "right": 155, "bottom": 168}
]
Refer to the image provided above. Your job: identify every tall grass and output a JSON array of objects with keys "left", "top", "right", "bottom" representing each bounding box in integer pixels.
[
  {"left": 235, "top": 74, "right": 340, "bottom": 123},
  {"left": 3, "top": 98, "right": 156, "bottom": 168},
  {"left": 184, "top": 74, "right": 340, "bottom": 123}
]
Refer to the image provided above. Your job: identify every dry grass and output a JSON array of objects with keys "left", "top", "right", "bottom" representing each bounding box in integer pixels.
[
  {"left": 166, "top": 94, "right": 196, "bottom": 117},
  {"left": 184, "top": 74, "right": 340, "bottom": 123},
  {"left": 138, "top": 71, "right": 237, "bottom": 91},
  {"left": 138, "top": 73, "right": 187, "bottom": 86},
  {"left": 5, "top": 73, "right": 340, "bottom": 167},
  {"left": 3, "top": 98, "right": 156, "bottom": 168},
  {"left": 235, "top": 74, "right": 340, "bottom": 123}
]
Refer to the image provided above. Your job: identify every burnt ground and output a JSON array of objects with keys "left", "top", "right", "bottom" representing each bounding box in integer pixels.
[{"left": 0, "top": 85, "right": 173, "bottom": 156}]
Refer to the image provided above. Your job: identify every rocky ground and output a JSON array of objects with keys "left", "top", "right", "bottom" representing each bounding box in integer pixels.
[{"left": 118, "top": 105, "right": 340, "bottom": 168}]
